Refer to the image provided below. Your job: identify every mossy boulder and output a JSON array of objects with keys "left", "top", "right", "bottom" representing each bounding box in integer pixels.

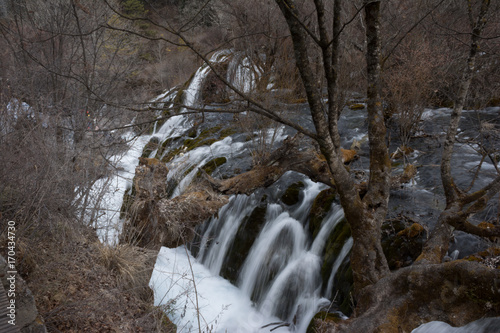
[
  {"left": 155, "top": 137, "right": 180, "bottom": 160},
  {"left": 196, "top": 157, "right": 227, "bottom": 177},
  {"left": 309, "top": 188, "right": 337, "bottom": 239},
  {"left": 281, "top": 181, "right": 305, "bottom": 206},
  {"left": 220, "top": 204, "right": 268, "bottom": 284},
  {"left": 334, "top": 260, "right": 354, "bottom": 315},
  {"left": 348, "top": 103, "right": 365, "bottom": 110},
  {"left": 321, "top": 218, "right": 351, "bottom": 292},
  {"left": 306, "top": 311, "right": 344, "bottom": 333},
  {"left": 161, "top": 126, "right": 236, "bottom": 163},
  {"left": 382, "top": 219, "right": 427, "bottom": 270},
  {"left": 183, "top": 126, "right": 222, "bottom": 151},
  {"left": 141, "top": 136, "right": 160, "bottom": 158},
  {"left": 120, "top": 186, "right": 137, "bottom": 219}
]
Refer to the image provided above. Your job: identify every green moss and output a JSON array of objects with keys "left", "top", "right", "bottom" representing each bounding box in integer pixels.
[
  {"left": 184, "top": 137, "right": 217, "bottom": 151},
  {"left": 159, "top": 126, "right": 236, "bottom": 165},
  {"left": 381, "top": 219, "right": 426, "bottom": 270},
  {"left": 183, "top": 126, "right": 222, "bottom": 151},
  {"left": 187, "top": 128, "right": 197, "bottom": 138},
  {"left": 336, "top": 263, "right": 354, "bottom": 315},
  {"left": 161, "top": 145, "right": 184, "bottom": 163},
  {"left": 348, "top": 103, "right": 365, "bottom": 110},
  {"left": 196, "top": 157, "right": 227, "bottom": 177},
  {"left": 309, "top": 188, "right": 337, "bottom": 238},
  {"left": 219, "top": 127, "right": 237, "bottom": 139},
  {"left": 141, "top": 136, "right": 159, "bottom": 158},
  {"left": 155, "top": 137, "right": 176, "bottom": 159},
  {"left": 321, "top": 219, "right": 351, "bottom": 285},
  {"left": 306, "top": 311, "right": 344, "bottom": 333},
  {"left": 120, "top": 186, "right": 136, "bottom": 219},
  {"left": 220, "top": 205, "right": 268, "bottom": 283},
  {"left": 281, "top": 181, "right": 305, "bottom": 206}
]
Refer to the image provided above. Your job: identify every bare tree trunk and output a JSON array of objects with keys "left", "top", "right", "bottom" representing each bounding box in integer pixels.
[
  {"left": 418, "top": 0, "right": 492, "bottom": 264},
  {"left": 347, "top": 0, "right": 391, "bottom": 292}
]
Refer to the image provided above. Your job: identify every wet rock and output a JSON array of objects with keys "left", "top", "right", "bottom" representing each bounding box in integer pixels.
[
  {"left": 321, "top": 219, "right": 351, "bottom": 293},
  {"left": 464, "top": 247, "right": 500, "bottom": 269},
  {"left": 141, "top": 136, "right": 160, "bottom": 158},
  {"left": 309, "top": 188, "right": 337, "bottom": 239},
  {"left": 220, "top": 204, "right": 268, "bottom": 283},
  {"left": 382, "top": 218, "right": 427, "bottom": 270},
  {"left": 196, "top": 157, "right": 227, "bottom": 177},
  {"left": 281, "top": 181, "right": 305, "bottom": 206}
]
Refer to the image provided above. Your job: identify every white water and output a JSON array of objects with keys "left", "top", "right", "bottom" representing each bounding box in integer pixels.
[
  {"left": 151, "top": 188, "right": 350, "bottom": 332},
  {"left": 200, "top": 195, "right": 256, "bottom": 276},
  {"left": 150, "top": 246, "right": 291, "bottom": 333},
  {"left": 412, "top": 317, "right": 500, "bottom": 333},
  {"left": 156, "top": 179, "right": 350, "bottom": 332}
]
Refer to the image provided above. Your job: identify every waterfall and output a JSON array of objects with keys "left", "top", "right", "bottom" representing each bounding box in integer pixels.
[
  {"left": 134, "top": 52, "right": 355, "bottom": 331},
  {"left": 87, "top": 49, "right": 500, "bottom": 332},
  {"left": 150, "top": 175, "right": 353, "bottom": 332},
  {"left": 325, "top": 238, "right": 353, "bottom": 298},
  {"left": 199, "top": 194, "right": 257, "bottom": 275},
  {"left": 237, "top": 211, "right": 307, "bottom": 302}
]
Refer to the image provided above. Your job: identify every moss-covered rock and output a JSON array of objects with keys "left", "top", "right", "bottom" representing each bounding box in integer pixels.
[
  {"left": 348, "top": 103, "right": 365, "bottom": 110},
  {"left": 220, "top": 204, "right": 268, "bottom": 284},
  {"left": 141, "top": 136, "right": 160, "bottom": 158},
  {"left": 382, "top": 219, "right": 427, "bottom": 270},
  {"left": 334, "top": 260, "right": 354, "bottom": 315},
  {"left": 197, "top": 157, "right": 227, "bottom": 177},
  {"left": 281, "top": 181, "right": 305, "bottom": 206},
  {"left": 183, "top": 126, "right": 222, "bottom": 151},
  {"left": 321, "top": 219, "right": 351, "bottom": 289},
  {"left": 306, "top": 311, "right": 343, "bottom": 333},
  {"left": 309, "top": 188, "right": 337, "bottom": 239},
  {"left": 161, "top": 126, "right": 237, "bottom": 164},
  {"left": 155, "top": 137, "right": 183, "bottom": 160},
  {"left": 120, "top": 186, "right": 137, "bottom": 219}
]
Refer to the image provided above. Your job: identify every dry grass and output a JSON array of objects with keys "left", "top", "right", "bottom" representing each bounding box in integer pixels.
[{"left": 12, "top": 219, "right": 176, "bottom": 333}]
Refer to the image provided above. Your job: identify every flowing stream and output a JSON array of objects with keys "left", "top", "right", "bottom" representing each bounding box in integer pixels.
[
  {"left": 150, "top": 179, "right": 349, "bottom": 332},
  {"left": 85, "top": 51, "right": 500, "bottom": 332}
]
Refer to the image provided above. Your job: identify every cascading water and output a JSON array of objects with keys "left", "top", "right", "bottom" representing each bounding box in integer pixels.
[
  {"left": 100, "top": 51, "right": 500, "bottom": 332},
  {"left": 141, "top": 52, "right": 354, "bottom": 331},
  {"left": 151, "top": 174, "right": 352, "bottom": 332}
]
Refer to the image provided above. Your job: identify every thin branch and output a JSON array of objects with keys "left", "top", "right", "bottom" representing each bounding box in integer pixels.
[{"left": 381, "top": 0, "right": 446, "bottom": 67}]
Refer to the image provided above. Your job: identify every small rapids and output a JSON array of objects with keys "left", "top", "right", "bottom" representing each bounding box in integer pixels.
[{"left": 151, "top": 180, "right": 350, "bottom": 332}]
